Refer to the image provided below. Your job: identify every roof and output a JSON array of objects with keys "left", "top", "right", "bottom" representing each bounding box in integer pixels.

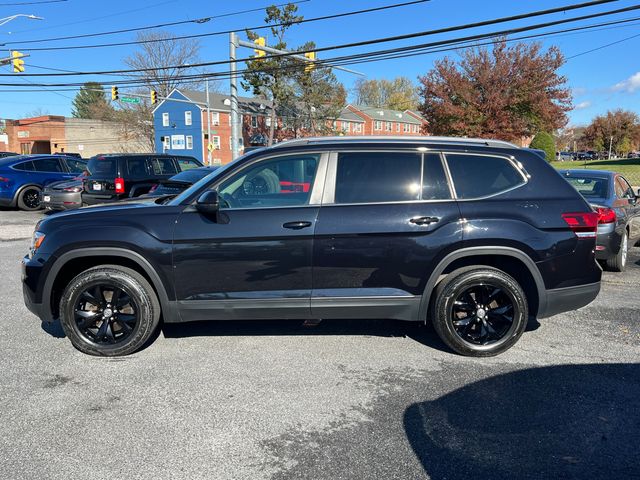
[
  {"left": 179, "top": 89, "right": 272, "bottom": 115},
  {"left": 351, "top": 106, "right": 424, "bottom": 124},
  {"left": 337, "top": 108, "right": 365, "bottom": 123},
  {"left": 271, "top": 135, "right": 520, "bottom": 149}
]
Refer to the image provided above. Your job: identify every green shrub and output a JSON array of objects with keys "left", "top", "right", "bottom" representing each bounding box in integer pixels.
[{"left": 530, "top": 131, "right": 556, "bottom": 162}]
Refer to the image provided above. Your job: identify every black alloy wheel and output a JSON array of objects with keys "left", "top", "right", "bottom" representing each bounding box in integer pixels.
[
  {"left": 73, "top": 283, "right": 139, "bottom": 345},
  {"left": 18, "top": 187, "right": 42, "bottom": 210},
  {"left": 451, "top": 283, "right": 515, "bottom": 345}
]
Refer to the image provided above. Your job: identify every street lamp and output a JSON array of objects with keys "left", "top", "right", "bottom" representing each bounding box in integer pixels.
[{"left": 0, "top": 14, "right": 44, "bottom": 27}]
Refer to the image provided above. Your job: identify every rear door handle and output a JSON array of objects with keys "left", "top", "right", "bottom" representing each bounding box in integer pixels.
[
  {"left": 283, "top": 221, "right": 312, "bottom": 230},
  {"left": 410, "top": 216, "right": 439, "bottom": 226}
]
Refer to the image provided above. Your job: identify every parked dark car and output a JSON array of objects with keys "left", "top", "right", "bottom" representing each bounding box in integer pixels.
[
  {"left": 560, "top": 169, "right": 640, "bottom": 271},
  {"left": 23, "top": 136, "right": 601, "bottom": 357},
  {"left": 0, "top": 154, "right": 87, "bottom": 210},
  {"left": 41, "top": 178, "right": 84, "bottom": 211},
  {"left": 82, "top": 154, "right": 203, "bottom": 205},
  {"left": 143, "top": 166, "right": 218, "bottom": 198},
  {"left": 0, "top": 151, "right": 17, "bottom": 158}
]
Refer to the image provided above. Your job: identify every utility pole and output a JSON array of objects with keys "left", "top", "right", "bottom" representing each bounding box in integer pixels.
[
  {"left": 608, "top": 135, "right": 613, "bottom": 160},
  {"left": 205, "top": 78, "right": 212, "bottom": 165},
  {"left": 230, "top": 32, "right": 240, "bottom": 162}
]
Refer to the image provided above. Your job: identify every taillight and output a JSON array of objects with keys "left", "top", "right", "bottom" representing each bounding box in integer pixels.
[
  {"left": 114, "top": 177, "right": 125, "bottom": 194},
  {"left": 595, "top": 206, "right": 616, "bottom": 224},
  {"left": 63, "top": 186, "right": 82, "bottom": 193},
  {"left": 562, "top": 212, "right": 598, "bottom": 238},
  {"left": 0, "top": 176, "right": 9, "bottom": 182}
]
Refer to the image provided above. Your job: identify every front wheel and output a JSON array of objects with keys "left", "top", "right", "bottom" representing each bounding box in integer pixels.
[
  {"left": 431, "top": 267, "right": 528, "bottom": 357},
  {"left": 59, "top": 265, "right": 161, "bottom": 356}
]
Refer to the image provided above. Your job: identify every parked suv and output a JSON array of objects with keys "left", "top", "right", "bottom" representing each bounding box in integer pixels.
[
  {"left": 82, "top": 154, "right": 202, "bottom": 204},
  {"left": 23, "top": 137, "right": 602, "bottom": 357}
]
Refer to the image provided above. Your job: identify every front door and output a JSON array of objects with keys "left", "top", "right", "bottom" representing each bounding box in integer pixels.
[
  {"left": 172, "top": 152, "right": 326, "bottom": 321},
  {"left": 311, "top": 150, "right": 462, "bottom": 321}
]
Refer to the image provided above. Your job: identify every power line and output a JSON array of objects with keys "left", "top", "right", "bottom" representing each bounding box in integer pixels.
[
  {"left": 0, "top": 0, "right": 65, "bottom": 4},
  {"left": 5, "top": 0, "right": 431, "bottom": 51},
  {"left": 567, "top": 31, "right": 640, "bottom": 59},
  {"left": 0, "top": 1, "right": 635, "bottom": 81},
  {"left": 1, "top": 0, "right": 312, "bottom": 45}
]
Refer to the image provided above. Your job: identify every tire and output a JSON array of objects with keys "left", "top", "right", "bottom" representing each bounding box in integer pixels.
[
  {"left": 59, "top": 265, "right": 161, "bottom": 356},
  {"left": 17, "top": 186, "right": 42, "bottom": 211},
  {"left": 431, "top": 266, "right": 528, "bottom": 357},
  {"left": 605, "top": 230, "right": 628, "bottom": 272}
]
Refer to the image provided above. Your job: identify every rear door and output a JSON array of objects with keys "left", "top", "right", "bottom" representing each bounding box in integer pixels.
[
  {"left": 125, "top": 156, "right": 153, "bottom": 197},
  {"left": 311, "top": 150, "right": 461, "bottom": 320}
]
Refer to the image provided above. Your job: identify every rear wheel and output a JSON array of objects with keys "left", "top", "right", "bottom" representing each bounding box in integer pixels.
[
  {"left": 605, "top": 231, "right": 628, "bottom": 272},
  {"left": 431, "top": 267, "right": 528, "bottom": 357},
  {"left": 17, "top": 186, "right": 42, "bottom": 211},
  {"left": 59, "top": 265, "right": 161, "bottom": 356}
]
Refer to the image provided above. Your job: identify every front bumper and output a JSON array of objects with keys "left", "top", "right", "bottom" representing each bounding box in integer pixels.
[
  {"left": 22, "top": 255, "right": 48, "bottom": 321},
  {"left": 538, "top": 281, "right": 601, "bottom": 319},
  {"left": 41, "top": 191, "right": 82, "bottom": 211}
]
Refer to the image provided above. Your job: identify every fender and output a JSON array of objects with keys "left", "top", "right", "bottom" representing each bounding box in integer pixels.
[
  {"left": 12, "top": 183, "right": 43, "bottom": 207},
  {"left": 417, "top": 246, "right": 548, "bottom": 322},
  {"left": 42, "top": 247, "right": 180, "bottom": 323}
]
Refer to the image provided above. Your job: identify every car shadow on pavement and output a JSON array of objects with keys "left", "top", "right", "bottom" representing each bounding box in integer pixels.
[{"left": 403, "top": 363, "right": 640, "bottom": 480}]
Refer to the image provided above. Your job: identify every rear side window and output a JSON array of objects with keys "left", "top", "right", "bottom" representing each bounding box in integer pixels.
[
  {"left": 445, "top": 153, "right": 525, "bottom": 199},
  {"left": 13, "top": 161, "right": 34, "bottom": 171},
  {"left": 149, "top": 157, "right": 178, "bottom": 175},
  {"left": 64, "top": 158, "right": 87, "bottom": 174},
  {"left": 33, "top": 158, "right": 63, "bottom": 172},
  {"left": 335, "top": 152, "right": 422, "bottom": 204},
  {"left": 87, "top": 157, "right": 117, "bottom": 176},
  {"left": 127, "top": 157, "right": 148, "bottom": 176},
  {"left": 177, "top": 158, "right": 201, "bottom": 171}
]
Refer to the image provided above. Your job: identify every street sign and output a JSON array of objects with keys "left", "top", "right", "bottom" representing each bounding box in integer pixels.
[
  {"left": 207, "top": 142, "right": 214, "bottom": 152},
  {"left": 120, "top": 96, "right": 140, "bottom": 104}
]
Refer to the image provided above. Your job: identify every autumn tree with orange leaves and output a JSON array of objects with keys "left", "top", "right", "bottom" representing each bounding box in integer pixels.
[{"left": 418, "top": 40, "right": 572, "bottom": 143}]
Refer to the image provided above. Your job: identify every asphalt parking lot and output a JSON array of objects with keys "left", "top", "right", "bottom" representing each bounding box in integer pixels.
[{"left": 1, "top": 209, "right": 639, "bottom": 480}]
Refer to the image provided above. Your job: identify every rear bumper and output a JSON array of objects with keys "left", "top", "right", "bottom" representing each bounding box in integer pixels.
[
  {"left": 538, "top": 282, "right": 601, "bottom": 319},
  {"left": 41, "top": 191, "right": 82, "bottom": 211},
  {"left": 595, "top": 225, "right": 620, "bottom": 261},
  {"left": 82, "top": 193, "right": 119, "bottom": 205}
]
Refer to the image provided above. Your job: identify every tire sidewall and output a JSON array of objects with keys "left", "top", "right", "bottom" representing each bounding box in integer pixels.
[
  {"left": 59, "top": 267, "right": 159, "bottom": 356},
  {"left": 17, "top": 186, "right": 42, "bottom": 211},
  {"left": 433, "top": 268, "right": 528, "bottom": 357}
]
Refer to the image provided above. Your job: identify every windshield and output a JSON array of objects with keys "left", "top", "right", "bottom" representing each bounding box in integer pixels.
[
  {"left": 565, "top": 176, "right": 609, "bottom": 198},
  {"left": 168, "top": 158, "right": 242, "bottom": 206}
]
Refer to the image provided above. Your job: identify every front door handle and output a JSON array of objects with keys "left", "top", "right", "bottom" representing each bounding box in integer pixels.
[
  {"left": 410, "top": 216, "right": 439, "bottom": 226},
  {"left": 283, "top": 221, "right": 312, "bottom": 230}
]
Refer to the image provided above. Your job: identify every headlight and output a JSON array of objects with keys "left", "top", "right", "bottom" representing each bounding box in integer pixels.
[{"left": 29, "top": 232, "right": 45, "bottom": 258}]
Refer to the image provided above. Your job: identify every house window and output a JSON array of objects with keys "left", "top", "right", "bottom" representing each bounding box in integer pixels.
[
  {"left": 332, "top": 120, "right": 337, "bottom": 130},
  {"left": 162, "top": 112, "right": 169, "bottom": 127},
  {"left": 251, "top": 115, "right": 258, "bottom": 128},
  {"left": 229, "top": 137, "right": 245, "bottom": 150},
  {"left": 211, "top": 112, "right": 220, "bottom": 125},
  {"left": 403, "top": 123, "right": 409, "bottom": 133},
  {"left": 355, "top": 123, "right": 362, "bottom": 133},
  {"left": 396, "top": 122, "right": 400, "bottom": 132},
  {"left": 343, "top": 121, "right": 350, "bottom": 133},
  {"left": 185, "top": 111, "right": 192, "bottom": 126},
  {"left": 386, "top": 121, "right": 392, "bottom": 131},
  {"left": 212, "top": 136, "right": 221, "bottom": 150},
  {"left": 162, "top": 136, "right": 170, "bottom": 150},
  {"left": 414, "top": 124, "right": 419, "bottom": 133},
  {"left": 374, "top": 120, "right": 381, "bottom": 131},
  {"left": 186, "top": 135, "right": 193, "bottom": 150},
  {"left": 265, "top": 116, "right": 272, "bottom": 127}
]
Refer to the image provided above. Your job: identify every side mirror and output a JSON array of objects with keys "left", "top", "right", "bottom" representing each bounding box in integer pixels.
[{"left": 196, "top": 190, "right": 219, "bottom": 215}]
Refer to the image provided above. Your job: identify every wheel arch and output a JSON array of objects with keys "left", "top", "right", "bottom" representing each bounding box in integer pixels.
[
  {"left": 419, "top": 247, "right": 547, "bottom": 321},
  {"left": 44, "top": 247, "right": 178, "bottom": 323},
  {"left": 12, "top": 183, "right": 43, "bottom": 207}
]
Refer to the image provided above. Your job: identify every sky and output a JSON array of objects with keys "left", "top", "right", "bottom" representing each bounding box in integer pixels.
[{"left": 1, "top": 0, "right": 640, "bottom": 126}]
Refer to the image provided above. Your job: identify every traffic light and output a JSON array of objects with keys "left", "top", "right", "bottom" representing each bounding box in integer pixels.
[
  {"left": 111, "top": 86, "right": 119, "bottom": 101},
  {"left": 304, "top": 51, "right": 316, "bottom": 73},
  {"left": 11, "top": 51, "right": 25, "bottom": 73},
  {"left": 151, "top": 90, "right": 158, "bottom": 105},
  {"left": 254, "top": 37, "right": 266, "bottom": 58}
]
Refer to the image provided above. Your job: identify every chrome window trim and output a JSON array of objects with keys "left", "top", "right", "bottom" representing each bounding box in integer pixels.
[
  {"left": 206, "top": 151, "right": 329, "bottom": 210},
  {"left": 442, "top": 151, "right": 529, "bottom": 201}
]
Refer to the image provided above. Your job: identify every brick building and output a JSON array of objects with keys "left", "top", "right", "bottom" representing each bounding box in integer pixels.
[
  {"left": 152, "top": 89, "right": 429, "bottom": 165},
  {"left": 2, "top": 116, "right": 151, "bottom": 157}
]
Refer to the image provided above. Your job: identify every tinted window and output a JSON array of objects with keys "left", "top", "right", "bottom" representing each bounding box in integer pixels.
[
  {"left": 168, "top": 168, "right": 216, "bottom": 184},
  {"left": 177, "top": 158, "right": 201, "bottom": 171},
  {"left": 423, "top": 153, "right": 451, "bottom": 200},
  {"left": 219, "top": 154, "right": 319, "bottom": 209},
  {"left": 64, "top": 158, "right": 87, "bottom": 174},
  {"left": 446, "top": 154, "right": 525, "bottom": 199},
  {"left": 33, "top": 158, "right": 63, "bottom": 172},
  {"left": 13, "top": 161, "right": 34, "bottom": 171},
  {"left": 335, "top": 152, "right": 422, "bottom": 204},
  {"left": 127, "top": 157, "right": 148, "bottom": 176},
  {"left": 87, "top": 157, "right": 117, "bottom": 176},
  {"left": 566, "top": 176, "right": 609, "bottom": 198},
  {"left": 618, "top": 177, "right": 633, "bottom": 198},
  {"left": 149, "top": 157, "right": 178, "bottom": 175}
]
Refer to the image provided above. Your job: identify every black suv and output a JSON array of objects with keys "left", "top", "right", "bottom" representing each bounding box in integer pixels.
[
  {"left": 82, "top": 153, "right": 202, "bottom": 204},
  {"left": 22, "top": 137, "right": 602, "bottom": 357}
]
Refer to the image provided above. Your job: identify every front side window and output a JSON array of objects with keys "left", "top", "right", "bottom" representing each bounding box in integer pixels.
[
  {"left": 162, "top": 112, "right": 169, "bottom": 127},
  {"left": 616, "top": 176, "right": 635, "bottom": 199},
  {"left": 218, "top": 154, "right": 319, "bottom": 209},
  {"left": 446, "top": 153, "right": 525, "bottom": 199},
  {"left": 335, "top": 152, "right": 422, "bottom": 204}
]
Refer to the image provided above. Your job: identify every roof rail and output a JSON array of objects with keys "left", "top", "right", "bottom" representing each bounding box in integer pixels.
[{"left": 270, "top": 135, "right": 520, "bottom": 149}]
